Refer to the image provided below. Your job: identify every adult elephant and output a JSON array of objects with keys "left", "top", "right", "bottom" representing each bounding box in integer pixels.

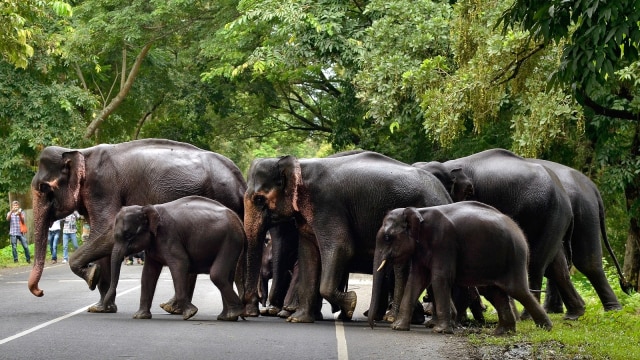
[
  {"left": 242, "top": 151, "right": 452, "bottom": 322},
  {"left": 27, "top": 139, "right": 246, "bottom": 314},
  {"left": 529, "top": 159, "right": 631, "bottom": 312},
  {"left": 413, "top": 148, "right": 586, "bottom": 319}
]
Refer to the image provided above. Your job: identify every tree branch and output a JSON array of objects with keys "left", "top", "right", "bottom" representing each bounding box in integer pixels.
[
  {"left": 83, "top": 42, "right": 153, "bottom": 139},
  {"left": 577, "top": 89, "right": 640, "bottom": 121}
]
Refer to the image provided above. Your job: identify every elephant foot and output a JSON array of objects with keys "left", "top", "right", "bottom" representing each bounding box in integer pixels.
[
  {"left": 493, "top": 325, "right": 515, "bottom": 336},
  {"left": 535, "top": 318, "right": 553, "bottom": 331},
  {"left": 338, "top": 291, "right": 357, "bottom": 321},
  {"left": 424, "top": 317, "right": 436, "bottom": 328},
  {"left": 383, "top": 309, "right": 395, "bottom": 323},
  {"left": 87, "top": 302, "right": 117, "bottom": 313},
  {"left": 133, "top": 310, "right": 152, "bottom": 319},
  {"left": 182, "top": 303, "right": 199, "bottom": 320},
  {"left": 519, "top": 310, "right": 531, "bottom": 320},
  {"left": 86, "top": 264, "right": 101, "bottom": 291},
  {"left": 603, "top": 302, "right": 623, "bottom": 311},
  {"left": 563, "top": 307, "right": 585, "bottom": 321},
  {"left": 433, "top": 322, "right": 455, "bottom": 334},
  {"left": 243, "top": 303, "right": 260, "bottom": 317},
  {"left": 286, "top": 309, "right": 315, "bottom": 323},
  {"left": 277, "top": 309, "right": 292, "bottom": 318},
  {"left": 160, "top": 300, "right": 183, "bottom": 315},
  {"left": 260, "top": 305, "right": 281, "bottom": 316},
  {"left": 391, "top": 320, "right": 410, "bottom": 331},
  {"left": 218, "top": 305, "right": 244, "bottom": 321}
]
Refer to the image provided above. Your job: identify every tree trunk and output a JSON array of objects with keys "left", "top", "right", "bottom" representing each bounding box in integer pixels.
[{"left": 623, "top": 219, "right": 640, "bottom": 291}]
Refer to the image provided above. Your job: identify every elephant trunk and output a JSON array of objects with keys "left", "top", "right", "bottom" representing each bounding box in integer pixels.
[
  {"left": 105, "top": 244, "right": 126, "bottom": 306},
  {"left": 243, "top": 197, "right": 268, "bottom": 316},
  {"left": 369, "top": 250, "right": 388, "bottom": 328},
  {"left": 27, "top": 190, "right": 51, "bottom": 297}
]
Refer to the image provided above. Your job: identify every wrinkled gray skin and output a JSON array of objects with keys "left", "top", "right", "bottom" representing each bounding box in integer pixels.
[
  {"left": 106, "top": 196, "right": 245, "bottom": 321},
  {"left": 243, "top": 151, "right": 452, "bottom": 322},
  {"left": 28, "top": 139, "right": 245, "bottom": 314},
  {"left": 371, "top": 203, "right": 553, "bottom": 335},
  {"left": 414, "top": 148, "right": 586, "bottom": 320},
  {"left": 530, "top": 159, "right": 631, "bottom": 312}
]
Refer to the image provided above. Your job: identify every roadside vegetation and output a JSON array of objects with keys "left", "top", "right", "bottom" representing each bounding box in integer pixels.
[{"left": 463, "top": 269, "right": 640, "bottom": 359}]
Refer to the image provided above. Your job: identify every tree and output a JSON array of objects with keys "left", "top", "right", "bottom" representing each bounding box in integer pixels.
[
  {"left": 501, "top": 0, "right": 640, "bottom": 290},
  {"left": 0, "top": 1, "right": 72, "bottom": 68}
]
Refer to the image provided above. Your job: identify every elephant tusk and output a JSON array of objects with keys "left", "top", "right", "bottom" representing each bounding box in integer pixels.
[{"left": 376, "top": 259, "right": 387, "bottom": 272}]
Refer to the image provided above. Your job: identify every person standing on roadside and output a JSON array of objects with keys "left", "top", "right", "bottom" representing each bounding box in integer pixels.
[
  {"left": 6, "top": 200, "right": 31, "bottom": 264},
  {"left": 48, "top": 219, "right": 62, "bottom": 264},
  {"left": 61, "top": 211, "right": 80, "bottom": 264}
]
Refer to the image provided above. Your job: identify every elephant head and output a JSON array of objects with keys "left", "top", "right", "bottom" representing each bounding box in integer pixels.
[
  {"left": 28, "top": 147, "right": 86, "bottom": 297},
  {"left": 243, "top": 156, "right": 303, "bottom": 315},
  {"left": 412, "top": 162, "right": 473, "bottom": 202},
  {"left": 369, "top": 207, "right": 423, "bottom": 328},
  {"left": 105, "top": 205, "right": 155, "bottom": 305}
]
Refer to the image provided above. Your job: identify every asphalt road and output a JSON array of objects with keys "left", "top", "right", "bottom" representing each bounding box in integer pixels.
[{"left": 0, "top": 262, "right": 467, "bottom": 360}]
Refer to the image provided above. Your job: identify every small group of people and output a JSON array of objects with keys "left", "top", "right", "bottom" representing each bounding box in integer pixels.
[
  {"left": 48, "top": 211, "right": 82, "bottom": 264},
  {"left": 6, "top": 200, "right": 86, "bottom": 265}
]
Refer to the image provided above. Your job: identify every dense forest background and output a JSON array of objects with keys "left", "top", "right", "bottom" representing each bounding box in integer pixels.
[{"left": 1, "top": 0, "right": 639, "bottom": 290}]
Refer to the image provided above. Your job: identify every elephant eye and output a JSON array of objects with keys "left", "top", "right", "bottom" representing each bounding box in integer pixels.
[{"left": 253, "top": 195, "right": 266, "bottom": 208}]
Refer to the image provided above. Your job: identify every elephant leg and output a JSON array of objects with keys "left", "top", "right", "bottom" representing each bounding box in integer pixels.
[
  {"left": 430, "top": 276, "right": 455, "bottom": 334},
  {"left": 159, "top": 273, "right": 197, "bottom": 315},
  {"left": 482, "top": 286, "right": 517, "bottom": 335},
  {"left": 281, "top": 262, "right": 299, "bottom": 311},
  {"left": 166, "top": 257, "right": 198, "bottom": 320},
  {"left": 392, "top": 268, "right": 428, "bottom": 331},
  {"left": 468, "top": 287, "right": 486, "bottom": 324},
  {"left": 317, "top": 239, "right": 357, "bottom": 321},
  {"left": 134, "top": 258, "right": 163, "bottom": 319},
  {"left": 508, "top": 284, "right": 552, "bottom": 331},
  {"left": 571, "top": 236, "right": 622, "bottom": 311},
  {"left": 287, "top": 229, "right": 320, "bottom": 323},
  {"left": 543, "top": 278, "right": 565, "bottom": 313},
  {"left": 87, "top": 257, "right": 117, "bottom": 313},
  {"left": 545, "top": 252, "right": 585, "bottom": 320},
  {"left": 210, "top": 256, "right": 244, "bottom": 321}
]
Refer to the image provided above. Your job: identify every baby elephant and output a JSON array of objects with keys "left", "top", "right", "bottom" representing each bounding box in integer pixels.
[
  {"left": 105, "top": 196, "right": 245, "bottom": 321},
  {"left": 370, "top": 201, "right": 552, "bottom": 335}
]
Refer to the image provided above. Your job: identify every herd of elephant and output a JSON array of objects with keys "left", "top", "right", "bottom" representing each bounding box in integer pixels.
[{"left": 25, "top": 139, "right": 630, "bottom": 335}]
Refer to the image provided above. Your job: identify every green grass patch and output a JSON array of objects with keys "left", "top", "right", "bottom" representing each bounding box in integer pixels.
[{"left": 466, "top": 267, "right": 640, "bottom": 359}]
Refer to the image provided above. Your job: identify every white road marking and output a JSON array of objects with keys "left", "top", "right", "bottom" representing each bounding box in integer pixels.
[
  {"left": 0, "top": 285, "right": 140, "bottom": 345},
  {"left": 334, "top": 313, "right": 349, "bottom": 360}
]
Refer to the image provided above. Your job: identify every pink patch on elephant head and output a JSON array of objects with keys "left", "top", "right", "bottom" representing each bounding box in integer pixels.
[{"left": 292, "top": 160, "right": 302, "bottom": 212}]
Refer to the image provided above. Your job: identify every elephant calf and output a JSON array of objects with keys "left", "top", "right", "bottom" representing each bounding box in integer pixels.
[
  {"left": 371, "top": 201, "right": 553, "bottom": 335},
  {"left": 105, "top": 196, "right": 245, "bottom": 321}
]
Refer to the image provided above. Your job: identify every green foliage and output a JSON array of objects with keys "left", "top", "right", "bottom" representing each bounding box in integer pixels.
[{"left": 0, "top": 0, "right": 72, "bottom": 68}]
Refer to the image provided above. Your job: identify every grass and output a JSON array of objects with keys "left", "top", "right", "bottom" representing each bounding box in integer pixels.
[
  {"left": 465, "top": 269, "right": 640, "bottom": 359},
  {"left": 0, "top": 239, "right": 83, "bottom": 268}
]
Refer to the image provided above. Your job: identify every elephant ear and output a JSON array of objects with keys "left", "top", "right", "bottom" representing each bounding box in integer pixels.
[
  {"left": 142, "top": 205, "right": 159, "bottom": 237},
  {"left": 403, "top": 207, "right": 424, "bottom": 243},
  {"left": 277, "top": 155, "right": 303, "bottom": 212},
  {"left": 450, "top": 168, "right": 474, "bottom": 201},
  {"left": 61, "top": 151, "right": 86, "bottom": 205}
]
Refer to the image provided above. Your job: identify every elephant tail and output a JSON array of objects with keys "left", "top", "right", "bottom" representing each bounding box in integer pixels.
[
  {"left": 598, "top": 196, "right": 631, "bottom": 295},
  {"left": 563, "top": 214, "right": 574, "bottom": 270}
]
